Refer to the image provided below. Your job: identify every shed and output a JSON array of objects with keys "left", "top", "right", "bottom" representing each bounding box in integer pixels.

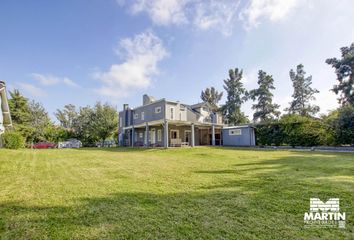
[{"left": 222, "top": 125, "right": 255, "bottom": 146}]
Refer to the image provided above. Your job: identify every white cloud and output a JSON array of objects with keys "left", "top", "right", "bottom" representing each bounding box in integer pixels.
[
  {"left": 31, "top": 73, "right": 79, "bottom": 87},
  {"left": 94, "top": 30, "right": 168, "bottom": 98},
  {"left": 129, "top": 0, "right": 189, "bottom": 26},
  {"left": 194, "top": 0, "right": 241, "bottom": 36},
  {"left": 17, "top": 83, "right": 46, "bottom": 97},
  {"left": 239, "top": 0, "right": 302, "bottom": 29},
  {"left": 119, "top": 0, "right": 242, "bottom": 36}
]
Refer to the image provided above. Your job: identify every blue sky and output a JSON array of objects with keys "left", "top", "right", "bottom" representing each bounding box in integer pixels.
[{"left": 1, "top": 0, "right": 353, "bottom": 120}]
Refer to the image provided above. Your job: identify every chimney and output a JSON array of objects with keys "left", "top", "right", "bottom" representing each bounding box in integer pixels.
[
  {"left": 123, "top": 104, "right": 129, "bottom": 110},
  {"left": 143, "top": 94, "right": 156, "bottom": 105}
]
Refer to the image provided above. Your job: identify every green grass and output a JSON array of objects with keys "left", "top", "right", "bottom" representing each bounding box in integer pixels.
[{"left": 0, "top": 147, "right": 353, "bottom": 239}]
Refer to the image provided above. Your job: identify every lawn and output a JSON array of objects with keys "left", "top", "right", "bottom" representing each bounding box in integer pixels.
[{"left": 0, "top": 147, "right": 353, "bottom": 239}]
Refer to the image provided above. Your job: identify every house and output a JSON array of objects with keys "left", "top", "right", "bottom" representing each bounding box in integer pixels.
[
  {"left": 0, "top": 81, "right": 12, "bottom": 147},
  {"left": 118, "top": 94, "right": 224, "bottom": 147}
]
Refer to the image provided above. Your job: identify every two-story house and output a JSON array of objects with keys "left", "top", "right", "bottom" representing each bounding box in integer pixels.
[
  {"left": 0, "top": 81, "right": 13, "bottom": 147},
  {"left": 118, "top": 94, "right": 224, "bottom": 147}
]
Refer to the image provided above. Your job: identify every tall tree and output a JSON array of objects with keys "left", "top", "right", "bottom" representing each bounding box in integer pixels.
[
  {"left": 8, "top": 89, "right": 30, "bottom": 124},
  {"left": 222, "top": 68, "right": 249, "bottom": 124},
  {"left": 200, "top": 87, "right": 223, "bottom": 110},
  {"left": 55, "top": 104, "right": 78, "bottom": 129},
  {"left": 249, "top": 70, "right": 280, "bottom": 122},
  {"left": 28, "top": 100, "right": 51, "bottom": 142},
  {"left": 91, "top": 102, "right": 118, "bottom": 144},
  {"left": 285, "top": 64, "right": 320, "bottom": 116},
  {"left": 326, "top": 42, "right": 354, "bottom": 106}
]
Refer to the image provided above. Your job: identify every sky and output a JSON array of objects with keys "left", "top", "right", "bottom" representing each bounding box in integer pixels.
[{"left": 0, "top": 0, "right": 353, "bottom": 120}]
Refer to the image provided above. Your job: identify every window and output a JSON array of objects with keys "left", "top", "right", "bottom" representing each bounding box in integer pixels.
[
  {"left": 229, "top": 129, "right": 242, "bottom": 135},
  {"left": 134, "top": 113, "right": 138, "bottom": 119},
  {"left": 119, "top": 117, "right": 122, "bottom": 127},
  {"left": 155, "top": 106, "right": 161, "bottom": 113},
  {"left": 141, "top": 112, "right": 145, "bottom": 120},
  {"left": 157, "top": 129, "right": 162, "bottom": 141},
  {"left": 170, "top": 130, "right": 179, "bottom": 139},
  {"left": 170, "top": 107, "right": 175, "bottom": 120}
]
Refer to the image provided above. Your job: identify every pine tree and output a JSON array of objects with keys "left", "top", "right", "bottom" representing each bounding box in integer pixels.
[
  {"left": 285, "top": 64, "right": 319, "bottom": 116},
  {"left": 326, "top": 42, "right": 354, "bottom": 106},
  {"left": 200, "top": 87, "right": 223, "bottom": 110},
  {"left": 222, "top": 68, "right": 248, "bottom": 124},
  {"left": 8, "top": 89, "right": 30, "bottom": 124},
  {"left": 249, "top": 70, "right": 280, "bottom": 122}
]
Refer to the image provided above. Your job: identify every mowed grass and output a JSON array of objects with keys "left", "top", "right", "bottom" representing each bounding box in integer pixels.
[{"left": 0, "top": 147, "right": 353, "bottom": 239}]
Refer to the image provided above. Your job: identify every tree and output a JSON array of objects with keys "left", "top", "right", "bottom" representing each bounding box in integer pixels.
[
  {"left": 249, "top": 70, "right": 280, "bottom": 122},
  {"left": 285, "top": 64, "right": 320, "bottom": 116},
  {"left": 91, "top": 102, "right": 118, "bottom": 144},
  {"left": 28, "top": 100, "right": 51, "bottom": 142},
  {"left": 72, "top": 106, "right": 96, "bottom": 146},
  {"left": 200, "top": 87, "right": 223, "bottom": 110},
  {"left": 326, "top": 42, "right": 354, "bottom": 106},
  {"left": 55, "top": 104, "right": 78, "bottom": 129},
  {"left": 8, "top": 89, "right": 30, "bottom": 124},
  {"left": 222, "top": 68, "right": 249, "bottom": 124}
]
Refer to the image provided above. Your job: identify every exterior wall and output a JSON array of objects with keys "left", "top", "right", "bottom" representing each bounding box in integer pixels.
[
  {"left": 133, "top": 100, "right": 166, "bottom": 125},
  {"left": 165, "top": 102, "right": 187, "bottom": 121},
  {"left": 222, "top": 127, "right": 256, "bottom": 146}
]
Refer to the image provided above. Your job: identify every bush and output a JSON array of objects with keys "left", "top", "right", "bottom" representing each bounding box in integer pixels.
[
  {"left": 2, "top": 131, "right": 25, "bottom": 149},
  {"left": 324, "top": 105, "right": 354, "bottom": 146},
  {"left": 255, "top": 115, "right": 331, "bottom": 146}
]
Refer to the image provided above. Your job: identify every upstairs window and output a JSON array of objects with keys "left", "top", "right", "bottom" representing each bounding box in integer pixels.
[
  {"left": 155, "top": 106, "right": 161, "bottom": 114},
  {"left": 170, "top": 107, "right": 175, "bottom": 120},
  {"left": 141, "top": 112, "right": 145, "bottom": 120},
  {"left": 134, "top": 113, "right": 138, "bottom": 119}
]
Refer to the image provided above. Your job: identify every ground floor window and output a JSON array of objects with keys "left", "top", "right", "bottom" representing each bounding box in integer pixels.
[
  {"left": 157, "top": 129, "right": 162, "bottom": 141},
  {"left": 170, "top": 130, "right": 179, "bottom": 139}
]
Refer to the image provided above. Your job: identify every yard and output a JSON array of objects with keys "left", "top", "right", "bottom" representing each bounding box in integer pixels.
[{"left": 0, "top": 147, "right": 353, "bottom": 239}]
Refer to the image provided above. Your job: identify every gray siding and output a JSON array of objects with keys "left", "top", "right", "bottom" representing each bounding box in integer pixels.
[
  {"left": 222, "top": 127, "right": 256, "bottom": 146},
  {"left": 133, "top": 100, "right": 165, "bottom": 125}
]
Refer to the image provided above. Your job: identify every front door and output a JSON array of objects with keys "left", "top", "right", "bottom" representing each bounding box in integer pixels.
[{"left": 185, "top": 130, "right": 191, "bottom": 145}]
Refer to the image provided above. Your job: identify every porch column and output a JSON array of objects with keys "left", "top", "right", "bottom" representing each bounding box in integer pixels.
[
  {"left": 191, "top": 123, "right": 195, "bottom": 147},
  {"left": 131, "top": 127, "right": 135, "bottom": 147},
  {"left": 164, "top": 120, "right": 169, "bottom": 148},
  {"left": 145, "top": 123, "right": 149, "bottom": 147},
  {"left": 212, "top": 124, "right": 215, "bottom": 146}
]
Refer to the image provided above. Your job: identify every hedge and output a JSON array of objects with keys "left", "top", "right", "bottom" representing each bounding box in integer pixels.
[{"left": 2, "top": 131, "right": 25, "bottom": 149}]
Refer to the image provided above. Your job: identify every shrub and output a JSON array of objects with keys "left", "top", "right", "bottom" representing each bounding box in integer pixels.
[
  {"left": 2, "top": 131, "right": 25, "bottom": 149},
  {"left": 255, "top": 115, "right": 331, "bottom": 146}
]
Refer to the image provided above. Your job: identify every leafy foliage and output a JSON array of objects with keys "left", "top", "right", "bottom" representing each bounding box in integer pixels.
[
  {"left": 222, "top": 68, "right": 249, "bottom": 124},
  {"left": 55, "top": 104, "right": 78, "bottom": 129},
  {"left": 326, "top": 42, "right": 354, "bottom": 106},
  {"left": 249, "top": 70, "right": 280, "bottom": 122},
  {"left": 324, "top": 105, "right": 354, "bottom": 145},
  {"left": 8, "top": 89, "right": 30, "bottom": 124},
  {"left": 285, "top": 64, "right": 319, "bottom": 116},
  {"left": 200, "top": 87, "right": 223, "bottom": 110},
  {"left": 90, "top": 102, "right": 118, "bottom": 144},
  {"left": 2, "top": 131, "right": 25, "bottom": 149},
  {"left": 256, "top": 115, "right": 330, "bottom": 146}
]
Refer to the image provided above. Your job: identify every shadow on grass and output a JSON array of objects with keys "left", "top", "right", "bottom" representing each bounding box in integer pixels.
[{"left": 0, "top": 154, "right": 353, "bottom": 239}]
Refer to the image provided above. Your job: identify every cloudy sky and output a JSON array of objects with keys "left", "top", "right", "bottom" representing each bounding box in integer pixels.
[{"left": 1, "top": 0, "right": 353, "bottom": 119}]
